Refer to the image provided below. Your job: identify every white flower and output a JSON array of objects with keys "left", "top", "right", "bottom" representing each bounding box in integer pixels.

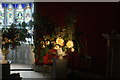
[
  {"left": 66, "top": 40, "right": 74, "bottom": 48},
  {"left": 56, "top": 37, "right": 64, "bottom": 45},
  {"left": 62, "top": 52, "right": 66, "bottom": 56},
  {"left": 57, "top": 48, "right": 66, "bottom": 56}
]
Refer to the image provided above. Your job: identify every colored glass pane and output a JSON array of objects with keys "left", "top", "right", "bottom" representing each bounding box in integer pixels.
[
  {"left": 0, "top": 4, "right": 4, "bottom": 25},
  {"left": 16, "top": 4, "right": 24, "bottom": 24},
  {"left": 7, "top": 4, "right": 14, "bottom": 25},
  {"left": 25, "top": 4, "right": 32, "bottom": 23}
]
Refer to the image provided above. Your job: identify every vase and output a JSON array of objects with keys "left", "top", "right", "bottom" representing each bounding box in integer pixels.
[
  {"left": 57, "top": 48, "right": 64, "bottom": 60},
  {"left": 58, "top": 55, "right": 63, "bottom": 59},
  {"left": 1, "top": 49, "right": 9, "bottom": 64}
]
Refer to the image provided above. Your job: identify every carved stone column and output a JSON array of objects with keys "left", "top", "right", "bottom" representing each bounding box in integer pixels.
[{"left": 103, "top": 34, "right": 120, "bottom": 80}]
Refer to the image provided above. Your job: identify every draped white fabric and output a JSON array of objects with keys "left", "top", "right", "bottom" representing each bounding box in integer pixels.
[
  {"left": 7, "top": 44, "right": 35, "bottom": 65},
  {"left": 0, "top": 30, "right": 2, "bottom": 60}
]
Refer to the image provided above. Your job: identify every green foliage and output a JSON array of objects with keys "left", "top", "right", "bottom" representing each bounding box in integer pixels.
[
  {"left": 22, "top": 22, "right": 27, "bottom": 28},
  {"left": 32, "top": 12, "right": 84, "bottom": 64},
  {"left": 40, "top": 47, "right": 49, "bottom": 57},
  {"left": 2, "top": 22, "right": 30, "bottom": 50},
  {"left": 33, "top": 47, "right": 39, "bottom": 54}
]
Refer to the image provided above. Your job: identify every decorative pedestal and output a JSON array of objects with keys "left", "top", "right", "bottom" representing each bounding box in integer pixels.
[
  {"left": 32, "top": 63, "right": 43, "bottom": 72},
  {"left": 0, "top": 63, "right": 10, "bottom": 78},
  {"left": 58, "top": 55, "right": 63, "bottom": 60},
  {"left": 103, "top": 34, "right": 120, "bottom": 80},
  {"left": 52, "top": 59, "right": 68, "bottom": 80}
]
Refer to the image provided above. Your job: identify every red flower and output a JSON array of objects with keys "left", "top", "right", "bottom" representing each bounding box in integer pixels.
[
  {"left": 35, "top": 59, "right": 39, "bottom": 62},
  {"left": 49, "top": 49, "right": 57, "bottom": 52}
]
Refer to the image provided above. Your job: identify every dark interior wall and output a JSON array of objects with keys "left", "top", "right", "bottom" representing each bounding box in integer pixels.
[{"left": 35, "top": 2, "right": 119, "bottom": 76}]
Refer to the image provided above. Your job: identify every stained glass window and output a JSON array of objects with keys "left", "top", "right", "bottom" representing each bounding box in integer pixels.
[
  {"left": 25, "top": 4, "right": 32, "bottom": 23},
  {"left": 0, "top": 3, "right": 4, "bottom": 26},
  {"left": 0, "top": 2, "right": 34, "bottom": 44},
  {"left": 7, "top": 4, "right": 14, "bottom": 25},
  {"left": 0, "top": 3, "right": 34, "bottom": 26},
  {"left": 16, "top": 4, "right": 24, "bottom": 24}
]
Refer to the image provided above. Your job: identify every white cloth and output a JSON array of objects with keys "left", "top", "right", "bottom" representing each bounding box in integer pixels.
[{"left": 7, "top": 44, "right": 34, "bottom": 65}]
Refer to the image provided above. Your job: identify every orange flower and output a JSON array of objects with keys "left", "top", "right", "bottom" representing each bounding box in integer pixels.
[
  {"left": 2, "top": 41, "right": 5, "bottom": 44},
  {"left": 56, "top": 37, "right": 64, "bottom": 45},
  {"left": 60, "top": 43, "right": 64, "bottom": 46},
  {"left": 45, "top": 41, "right": 50, "bottom": 45}
]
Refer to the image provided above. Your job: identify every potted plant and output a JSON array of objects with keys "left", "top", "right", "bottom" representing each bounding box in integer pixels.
[{"left": 1, "top": 22, "right": 29, "bottom": 64}]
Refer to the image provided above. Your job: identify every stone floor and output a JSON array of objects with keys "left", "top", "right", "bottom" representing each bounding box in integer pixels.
[
  {"left": 1, "top": 63, "right": 105, "bottom": 80},
  {"left": 10, "top": 63, "right": 51, "bottom": 80},
  {"left": 11, "top": 71, "right": 50, "bottom": 78},
  {"left": 10, "top": 63, "right": 31, "bottom": 69}
]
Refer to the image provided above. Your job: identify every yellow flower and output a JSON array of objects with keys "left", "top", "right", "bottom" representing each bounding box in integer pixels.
[
  {"left": 40, "top": 41, "right": 44, "bottom": 44},
  {"left": 4, "top": 38, "right": 7, "bottom": 40},
  {"left": 45, "top": 41, "right": 50, "bottom": 45},
  {"left": 71, "top": 48, "right": 75, "bottom": 52},
  {"left": 3, "top": 48, "right": 6, "bottom": 50},
  {"left": 54, "top": 45, "right": 60, "bottom": 50},
  {"left": 56, "top": 37, "right": 64, "bottom": 45},
  {"left": 66, "top": 40, "right": 74, "bottom": 48},
  {"left": 42, "top": 45, "right": 45, "bottom": 48}
]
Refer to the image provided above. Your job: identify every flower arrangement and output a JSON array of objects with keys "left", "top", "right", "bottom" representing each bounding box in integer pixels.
[
  {"left": 33, "top": 12, "right": 77, "bottom": 63},
  {"left": 33, "top": 23, "right": 75, "bottom": 62},
  {"left": 2, "top": 23, "right": 30, "bottom": 50},
  {"left": 41, "top": 36, "right": 75, "bottom": 57}
]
